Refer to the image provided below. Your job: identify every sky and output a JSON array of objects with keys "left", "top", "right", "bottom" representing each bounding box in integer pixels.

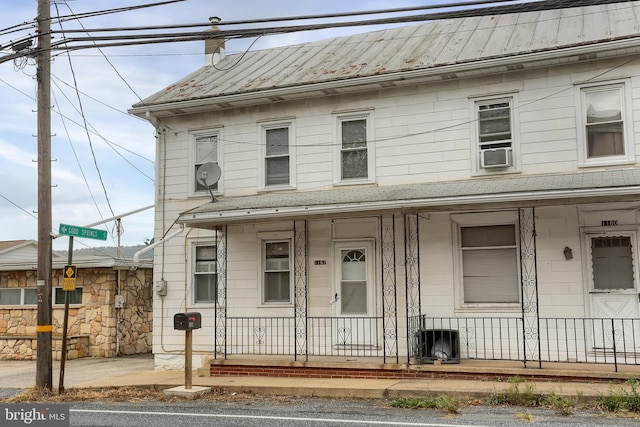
[{"left": 0, "top": 0, "right": 511, "bottom": 251}]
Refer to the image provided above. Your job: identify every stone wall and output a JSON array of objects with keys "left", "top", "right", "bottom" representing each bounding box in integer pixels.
[{"left": 0, "top": 267, "right": 152, "bottom": 360}]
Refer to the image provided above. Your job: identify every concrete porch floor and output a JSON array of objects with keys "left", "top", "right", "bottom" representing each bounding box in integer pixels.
[{"left": 204, "top": 354, "right": 640, "bottom": 382}]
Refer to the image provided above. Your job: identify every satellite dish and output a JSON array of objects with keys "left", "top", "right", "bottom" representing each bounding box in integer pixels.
[
  {"left": 196, "top": 162, "right": 221, "bottom": 187},
  {"left": 196, "top": 162, "right": 221, "bottom": 201}
]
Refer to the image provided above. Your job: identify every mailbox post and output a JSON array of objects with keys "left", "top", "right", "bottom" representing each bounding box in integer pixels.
[{"left": 173, "top": 312, "right": 201, "bottom": 389}]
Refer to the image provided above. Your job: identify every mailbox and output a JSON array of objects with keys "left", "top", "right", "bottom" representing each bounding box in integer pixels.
[{"left": 174, "top": 312, "right": 201, "bottom": 330}]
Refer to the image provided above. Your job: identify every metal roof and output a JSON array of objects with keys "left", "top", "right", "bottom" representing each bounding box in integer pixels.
[
  {"left": 133, "top": 1, "right": 640, "bottom": 112},
  {"left": 179, "top": 168, "right": 640, "bottom": 226}
]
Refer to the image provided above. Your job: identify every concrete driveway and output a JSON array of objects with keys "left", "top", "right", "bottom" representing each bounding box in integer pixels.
[{"left": 0, "top": 353, "right": 155, "bottom": 389}]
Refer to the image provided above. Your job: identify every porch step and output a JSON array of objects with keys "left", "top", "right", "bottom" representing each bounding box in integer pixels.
[{"left": 205, "top": 357, "right": 640, "bottom": 383}]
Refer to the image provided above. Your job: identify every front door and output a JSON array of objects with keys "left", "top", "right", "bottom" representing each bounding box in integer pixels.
[
  {"left": 332, "top": 240, "right": 379, "bottom": 353},
  {"left": 586, "top": 232, "right": 640, "bottom": 353}
]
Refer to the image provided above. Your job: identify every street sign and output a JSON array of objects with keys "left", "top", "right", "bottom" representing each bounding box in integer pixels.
[
  {"left": 63, "top": 265, "right": 76, "bottom": 291},
  {"left": 58, "top": 223, "right": 107, "bottom": 241}
]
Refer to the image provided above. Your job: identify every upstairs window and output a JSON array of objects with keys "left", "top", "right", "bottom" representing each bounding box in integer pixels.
[
  {"left": 260, "top": 121, "right": 295, "bottom": 189},
  {"left": 476, "top": 98, "right": 514, "bottom": 171},
  {"left": 192, "top": 132, "right": 222, "bottom": 195},
  {"left": 577, "top": 82, "right": 634, "bottom": 167},
  {"left": 334, "top": 112, "right": 375, "bottom": 184}
]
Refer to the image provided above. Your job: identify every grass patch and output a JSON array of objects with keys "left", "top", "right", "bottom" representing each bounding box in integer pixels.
[
  {"left": 390, "top": 396, "right": 460, "bottom": 414},
  {"left": 596, "top": 378, "right": 640, "bottom": 414}
]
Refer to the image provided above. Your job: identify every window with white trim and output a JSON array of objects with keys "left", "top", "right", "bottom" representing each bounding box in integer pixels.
[
  {"left": 194, "top": 245, "right": 217, "bottom": 304},
  {"left": 191, "top": 131, "right": 222, "bottom": 195},
  {"left": 54, "top": 287, "right": 83, "bottom": 305},
  {"left": 453, "top": 213, "right": 520, "bottom": 307},
  {"left": 472, "top": 96, "right": 517, "bottom": 173},
  {"left": 576, "top": 82, "right": 634, "bottom": 167},
  {"left": 0, "top": 288, "right": 37, "bottom": 306},
  {"left": 262, "top": 240, "right": 292, "bottom": 304},
  {"left": 334, "top": 112, "right": 375, "bottom": 183},
  {"left": 259, "top": 121, "right": 295, "bottom": 189}
]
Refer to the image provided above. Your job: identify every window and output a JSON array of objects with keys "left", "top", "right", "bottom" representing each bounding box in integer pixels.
[
  {"left": 577, "top": 82, "right": 634, "bottom": 166},
  {"left": 259, "top": 121, "right": 295, "bottom": 189},
  {"left": 263, "top": 241, "right": 291, "bottom": 304},
  {"left": 54, "top": 287, "right": 83, "bottom": 305},
  {"left": 194, "top": 245, "right": 217, "bottom": 303},
  {"left": 453, "top": 213, "right": 520, "bottom": 307},
  {"left": 472, "top": 96, "right": 517, "bottom": 173},
  {"left": 591, "top": 236, "right": 634, "bottom": 291},
  {"left": 192, "top": 131, "right": 222, "bottom": 195},
  {"left": 340, "top": 249, "right": 368, "bottom": 314},
  {"left": 0, "top": 288, "right": 38, "bottom": 306},
  {"left": 334, "top": 112, "right": 375, "bottom": 183},
  {"left": 333, "top": 240, "right": 375, "bottom": 316}
]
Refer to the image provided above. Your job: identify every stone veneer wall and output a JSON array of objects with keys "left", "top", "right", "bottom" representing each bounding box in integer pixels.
[{"left": 0, "top": 267, "right": 152, "bottom": 360}]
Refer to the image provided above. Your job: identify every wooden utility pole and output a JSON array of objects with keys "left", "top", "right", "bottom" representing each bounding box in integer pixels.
[{"left": 36, "top": 0, "right": 53, "bottom": 391}]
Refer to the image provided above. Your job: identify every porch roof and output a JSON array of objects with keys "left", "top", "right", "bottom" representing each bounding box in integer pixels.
[{"left": 178, "top": 167, "right": 640, "bottom": 226}]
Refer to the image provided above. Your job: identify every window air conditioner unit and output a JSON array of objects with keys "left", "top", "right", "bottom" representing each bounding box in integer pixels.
[{"left": 480, "top": 147, "right": 512, "bottom": 168}]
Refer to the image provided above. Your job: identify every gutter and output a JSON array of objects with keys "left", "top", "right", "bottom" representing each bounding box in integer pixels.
[{"left": 131, "top": 224, "right": 185, "bottom": 269}]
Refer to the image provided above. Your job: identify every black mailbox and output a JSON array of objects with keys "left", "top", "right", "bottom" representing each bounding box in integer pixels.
[{"left": 174, "top": 312, "right": 202, "bottom": 330}]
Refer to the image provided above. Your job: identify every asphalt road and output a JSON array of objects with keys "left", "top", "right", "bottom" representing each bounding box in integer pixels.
[{"left": 65, "top": 399, "right": 640, "bottom": 427}]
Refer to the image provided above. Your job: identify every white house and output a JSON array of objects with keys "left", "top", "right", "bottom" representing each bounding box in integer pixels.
[{"left": 131, "top": 1, "right": 640, "bottom": 372}]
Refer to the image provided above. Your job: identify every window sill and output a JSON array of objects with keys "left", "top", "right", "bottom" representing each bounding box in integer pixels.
[
  {"left": 259, "top": 303, "right": 294, "bottom": 308},
  {"left": 454, "top": 304, "right": 521, "bottom": 313},
  {"left": 333, "top": 179, "right": 376, "bottom": 187},
  {"left": 258, "top": 185, "right": 296, "bottom": 193},
  {"left": 471, "top": 168, "right": 521, "bottom": 177},
  {"left": 578, "top": 158, "right": 635, "bottom": 168}
]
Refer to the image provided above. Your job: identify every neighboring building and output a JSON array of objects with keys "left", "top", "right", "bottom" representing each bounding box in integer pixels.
[
  {"left": 0, "top": 241, "right": 153, "bottom": 360},
  {"left": 131, "top": 2, "right": 640, "bottom": 371}
]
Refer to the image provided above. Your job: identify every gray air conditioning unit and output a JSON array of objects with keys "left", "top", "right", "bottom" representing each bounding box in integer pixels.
[{"left": 481, "top": 147, "right": 512, "bottom": 168}]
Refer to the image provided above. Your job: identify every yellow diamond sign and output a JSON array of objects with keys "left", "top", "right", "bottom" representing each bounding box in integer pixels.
[{"left": 63, "top": 265, "right": 76, "bottom": 291}]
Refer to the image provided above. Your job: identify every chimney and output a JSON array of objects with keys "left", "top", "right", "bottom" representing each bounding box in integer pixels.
[{"left": 205, "top": 16, "right": 225, "bottom": 66}]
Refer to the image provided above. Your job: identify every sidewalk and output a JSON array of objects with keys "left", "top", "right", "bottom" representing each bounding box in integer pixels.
[{"left": 0, "top": 354, "right": 634, "bottom": 401}]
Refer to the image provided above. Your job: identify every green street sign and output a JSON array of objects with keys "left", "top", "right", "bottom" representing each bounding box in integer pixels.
[{"left": 58, "top": 223, "right": 108, "bottom": 241}]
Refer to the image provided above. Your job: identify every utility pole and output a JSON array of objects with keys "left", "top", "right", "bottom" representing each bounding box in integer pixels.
[{"left": 36, "top": 0, "right": 53, "bottom": 391}]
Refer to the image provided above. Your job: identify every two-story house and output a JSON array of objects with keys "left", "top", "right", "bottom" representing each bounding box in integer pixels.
[{"left": 131, "top": 1, "right": 640, "bottom": 373}]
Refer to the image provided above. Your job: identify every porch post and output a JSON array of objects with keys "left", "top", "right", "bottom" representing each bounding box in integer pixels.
[
  {"left": 404, "top": 214, "right": 421, "bottom": 363},
  {"left": 519, "top": 208, "right": 541, "bottom": 368},
  {"left": 380, "top": 214, "right": 398, "bottom": 362},
  {"left": 214, "top": 225, "right": 228, "bottom": 359},
  {"left": 293, "top": 220, "right": 308, "bottom": 361}
]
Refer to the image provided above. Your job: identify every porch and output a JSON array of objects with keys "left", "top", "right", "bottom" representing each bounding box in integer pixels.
[{"left": 211, "top": 315, "right": 640, "bottom": 373}]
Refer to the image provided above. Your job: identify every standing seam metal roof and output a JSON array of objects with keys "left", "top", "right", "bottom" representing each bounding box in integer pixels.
[{"left": 136, "top": 2, "right": 640, "bottom": 108}]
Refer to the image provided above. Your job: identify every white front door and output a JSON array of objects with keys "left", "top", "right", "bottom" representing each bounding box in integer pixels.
[
  {"left": 332, "top": 240, "right": 379, "bottom": 351},
  {"left": 586, "top": 232, "right": 640, "bottom": 353}
]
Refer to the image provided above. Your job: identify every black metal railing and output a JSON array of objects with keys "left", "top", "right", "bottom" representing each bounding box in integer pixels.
[
  {"left": 413, "top": 316, "right": 640, "bottom": 369},
  {"left": 224, "top": 316, "right": 384, "bottom": 357},
  {"left": 221, "top": 315, "right": 640, "bottom": 369}
]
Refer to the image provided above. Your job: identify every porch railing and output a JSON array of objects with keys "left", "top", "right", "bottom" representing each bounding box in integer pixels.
[
  {"left": 220, "top": 315, "right": 640, "bottom": 369},
  {"left": 414, "top": 316, "right": 640, "bottom": 369},
  {"left": 224, "top": 316, "right": 384, "bottom": 358}
]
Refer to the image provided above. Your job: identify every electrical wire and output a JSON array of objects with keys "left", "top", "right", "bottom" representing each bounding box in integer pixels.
[{"left": 54, "top": 3, "right": 116, "bottom": 227}]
